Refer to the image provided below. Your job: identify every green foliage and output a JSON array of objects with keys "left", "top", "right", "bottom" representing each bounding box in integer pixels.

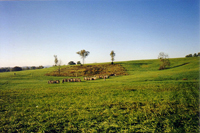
[
  {"left": 0, "top": 57, "right": 199, "bottom": 132},
  {"left": 185, "top": 54, "right": 193, "bottom": 57},
  {"left": 31, "top": 66, "right": 36, "bottom": 70},
  {"left": 76, "top": 49, "right": 90, "bottom": 65},
  {"left": 0, "top": 67, "right": 11, "bottom": 72},
  {"left": 11, "top": 66, "right": 22, "bottom": 71},
  {"left": 54, "top": 55, "right": 58, "bottom": 66},
  {"left": 158, "top": 52, "right": 170, "bottom": 70},
  {"left": 1, "top": 66, "right": 44, "bottom": 73},
  {"left": 37, "top": 65, "right": 44, "bottom": 69},
  {"left": 110, "top": 50, "right": 115, "bottom": 64},
  {"left": 185, "top": 52, "right": 200, "bottom": 57},
  {"left": 68, "top": 61, "right": 76, "bottom": 65},
  {"left": 77, "top": 61, "right": 81, "bottom": 65}
]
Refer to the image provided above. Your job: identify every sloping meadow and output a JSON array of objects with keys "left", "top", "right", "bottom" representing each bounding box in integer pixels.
[{"left": 0, "top": 57, "right": 199, "bottom": 132}]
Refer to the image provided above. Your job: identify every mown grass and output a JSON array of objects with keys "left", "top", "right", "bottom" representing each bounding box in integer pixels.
[{"left": 0, "top": 57, "right": 199, "bottom": 132}]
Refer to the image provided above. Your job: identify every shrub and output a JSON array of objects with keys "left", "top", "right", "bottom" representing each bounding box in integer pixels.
[
  {"left": 185, "top": 54, "right": 193, "bottom": 57},
  {"left": 77, "top": 61, "right": 81, "bottom": 65},
  {"left": 68, "top": 61, "right": 76, "bottom": 65},
  {"left": 158, "top": 52, "right": 170, "bottom": 70},
  {"left": 12, "top": 66, "right": 22, "bottom": 71}
]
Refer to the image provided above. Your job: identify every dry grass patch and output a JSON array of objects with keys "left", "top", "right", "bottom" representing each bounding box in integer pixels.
[{"left": 45, "top": 64, "right": 128, "bottom": 77}]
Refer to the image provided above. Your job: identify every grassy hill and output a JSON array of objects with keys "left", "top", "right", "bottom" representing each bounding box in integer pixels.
[{"left": 0, "top": 57, "right": 199, "bottom": 132}]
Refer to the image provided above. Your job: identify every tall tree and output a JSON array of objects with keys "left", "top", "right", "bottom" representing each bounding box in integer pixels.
[
  {"left": 158, "top": 52, "right": 170, "bottom": 70},
  {"left": 110, "top": 50, "right": 115, "bottom": 64},
  {"left": 54, "top": 55, "right": 58, "bottom": 66},
  {"left": 76, "top": 49, "right": 90, "bottom": 65}
]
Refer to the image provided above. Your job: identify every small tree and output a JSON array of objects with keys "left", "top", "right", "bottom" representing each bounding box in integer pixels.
[
  {"left": 77, "top": 61, "right": 81, "bottom": 65},
  {"left": 38, "top": 65, "right": 44, "bottom": 69},
  {"left": 54, "top": 55, "right": 58, "bottom": 66},
  {"left": 158, "top": 52, "right": 170, "bottom": 70},
  {"left": 76, "top": 49, "right": 90, "bottom": 65},
  {"left": 31, "top": 66, "right": 36, "bottom": 70},
  {"left": 185, "top": 54, "right": 193, "bottom": 57},
  {"left": 193, "top": 53, "right": 198, "bottom": 57},
  {"left": 110, "top": 50, "right": 115, "bottom": 64}
]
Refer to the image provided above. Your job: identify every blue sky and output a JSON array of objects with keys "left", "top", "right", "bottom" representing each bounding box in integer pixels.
[{"left": 0, "top": 0, "right": 199, "bottom": 67}]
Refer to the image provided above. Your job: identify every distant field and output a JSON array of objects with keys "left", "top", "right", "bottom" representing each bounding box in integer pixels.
[{"left": 0, "top": 57, "right": 199, "bottom": 132}]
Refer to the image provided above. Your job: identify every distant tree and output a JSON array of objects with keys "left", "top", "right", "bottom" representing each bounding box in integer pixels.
[
  {"left": 54, "top": 55, "right": 58, "bottom": 66},
  {"left": 68, "top": 61, "right": 76, "bottom": 65},
  {"left": 193, "top": 53, "right": 198, "bottom": 57},
  {"left": 110, "top": 50, "right": 115, "bottom": 64},
  {"left": 31, "top": 66, "right": 36, "bottom": 70},
  {"left": 37, "top": 65, "right": 44, "bottom": 69},
  {"left": 76, "top": 49, "right": 90, "bottom": 65},
  {"left": 158, "top": 52, "right": 170, "bottom": 70},
  {"left": 12, "top": 66, "right": 22, "bottom": 71},
  {"left": 7, "top": 67, "right": 11, "bottom": 72},
  {"left": 77, "top": 61, "right": 81, "bottom": 65},
  {"left": 0, "top": 67, "right": 10, "bottom": 72},
  {"left": 0, "top": 68, "right": 3, "bottom": 72},
  {"left": 185, "top": 54, "right": 193, "bottom": 57},
  {"left": 188, "top": 54, "right": 192, "bottom": 57},
  {"left": 198, "top": 52, "right": 200, "bottom": 57}
]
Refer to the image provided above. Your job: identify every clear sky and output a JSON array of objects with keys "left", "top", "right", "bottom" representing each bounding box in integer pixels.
[{"left": 0, "top": 0, "right": 199, "bottom": 67}]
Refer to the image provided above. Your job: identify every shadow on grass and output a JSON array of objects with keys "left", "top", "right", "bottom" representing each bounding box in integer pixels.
[
  {"left": 122, "top": 88, "right": 136, "bottom": 91},
  {"left": 166, "top": 62, "right": 189, "bottom": 69}
]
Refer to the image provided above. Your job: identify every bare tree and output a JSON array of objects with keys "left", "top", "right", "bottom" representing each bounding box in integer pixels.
[
  {"left": 76, "top": 49, "right": 90, "bottom": 65},
  {"left": 158, "top": 52, "right": 170, "bottom": 70},
  {"left": 58, "top": 60, "right": 62, "bottom": 75},
  {"left": 110, "top": 50, "right": 115, "bottom": 64}
]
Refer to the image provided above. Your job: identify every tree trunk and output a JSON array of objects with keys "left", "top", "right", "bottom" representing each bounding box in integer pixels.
[{"left": 58, "top": 66, "right": 61, "bottom": 76}]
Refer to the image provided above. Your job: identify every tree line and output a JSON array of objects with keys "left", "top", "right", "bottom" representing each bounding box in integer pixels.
[
  {"left": 185, "top": 52, "right": 200, "bottom": 57},
  {"left": 0, "top": 65, "right": 44, "bottom": 72}
]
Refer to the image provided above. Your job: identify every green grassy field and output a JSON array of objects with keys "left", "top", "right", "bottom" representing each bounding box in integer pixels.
[{"left": 0, "top": 57, "right": 199, "bottom": 132}]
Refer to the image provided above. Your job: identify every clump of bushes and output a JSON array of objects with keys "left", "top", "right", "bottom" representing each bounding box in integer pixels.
[
  {"left": 12, "top": 66, "right": 22, "bottom": 71},
  {"left": 68, "top": 61, "right": 76, "bottom": 65},
  {"left": 45, "top": 64, "right": 128, "bottom": 77}
]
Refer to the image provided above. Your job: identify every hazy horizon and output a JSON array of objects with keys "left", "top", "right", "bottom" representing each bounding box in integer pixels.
[{"left": 0, "top": 0, "right": 199, "bottom": 67}]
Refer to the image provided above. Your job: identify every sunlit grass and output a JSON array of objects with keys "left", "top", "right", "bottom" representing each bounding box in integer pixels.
[{"left": 0, "top": 57, "right": 199, "bottom": 132}]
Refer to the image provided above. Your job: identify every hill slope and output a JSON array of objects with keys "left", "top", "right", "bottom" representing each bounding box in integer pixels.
[{"left": 0, "top": 57, "right": 199, "bottom": 132}]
